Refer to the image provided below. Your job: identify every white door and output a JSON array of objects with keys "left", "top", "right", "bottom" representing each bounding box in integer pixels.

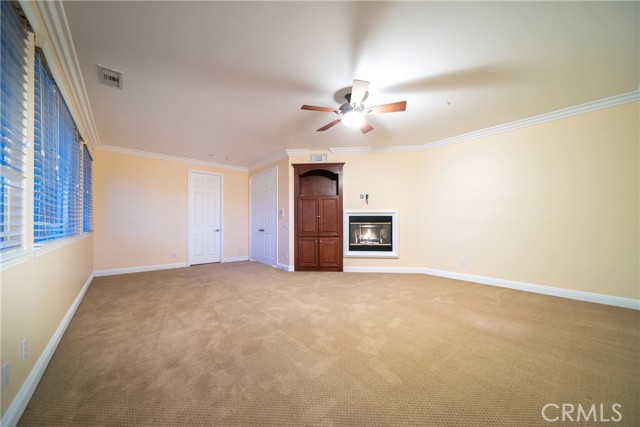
[
  {"left": 250, "top": 168, "right": 277, "bottom": 266},
  {"left": 188, "top": 171, "right": 221, "bottom": 265}
]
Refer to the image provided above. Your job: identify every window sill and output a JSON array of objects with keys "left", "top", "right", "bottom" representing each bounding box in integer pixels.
[
  {"left": 35, "top": 235, "right": 86, "bottom": 258},
  {"left": 0, "top": 234, "right": 90, "bottom": 271},
  {"left": 0, "top": 249, "right": 34, "bottom": 272}
]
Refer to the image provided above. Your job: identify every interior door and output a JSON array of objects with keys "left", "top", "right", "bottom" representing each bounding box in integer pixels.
[
  {"left": 188, "top": 171, "right": 221, "bottom": 265},
  {"left": 250, "top": 168, "right": 277, "bottom": 266}
]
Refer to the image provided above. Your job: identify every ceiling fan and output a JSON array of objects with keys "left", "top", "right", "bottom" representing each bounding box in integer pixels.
[{"left": 301, "top": 79, "right": 407, "bottom": 134}]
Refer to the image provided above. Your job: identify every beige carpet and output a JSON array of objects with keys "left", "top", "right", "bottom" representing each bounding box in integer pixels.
[{"left": 18, "top": 261, "right": 639, "bottom": 426}]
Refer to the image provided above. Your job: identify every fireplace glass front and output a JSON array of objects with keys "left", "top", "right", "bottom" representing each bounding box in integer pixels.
[{"left": 349, "top": 216, "right": 392, "bottom": 252}]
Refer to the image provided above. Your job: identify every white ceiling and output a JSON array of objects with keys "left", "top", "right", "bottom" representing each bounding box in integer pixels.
[{"left": 61, "top": 1, "right": 639, "bottom": 168}]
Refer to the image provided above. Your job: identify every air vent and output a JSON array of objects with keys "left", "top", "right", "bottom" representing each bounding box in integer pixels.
[
  {"left": 310, "top": 153, "right": 328, "bottom": 162},
  {"left": 98, "top": 65, "right": 123, "bottom": 89}
]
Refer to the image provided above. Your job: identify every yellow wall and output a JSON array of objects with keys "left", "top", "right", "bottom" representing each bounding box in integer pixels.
[
  {"left": 421, "top": 102, "right": 639, "bottom": 299},
  {"left": 93, "top": 150, "right": 249, "bottom": 270},
  {"left": 284, "top": 151, "right": 424, "bottom": 269},
  {"left": 334, "top": 151, "right": 423, "bottom": 269},
  {"left": 1, "top": 236, "right": 93, "bottom": 416}
]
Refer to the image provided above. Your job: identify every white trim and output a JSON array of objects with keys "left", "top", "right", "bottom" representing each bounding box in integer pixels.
[
  {"left": 223, "top": 256, "right": 250, "bottom": 263},
  {"left": 99, "top": 145, "right": 247, "bottom": 172},
  {"left": 1, "top": 235, "right": 91, "bottom": 272},
  {"left": 21, "top": 1, "right": 101, "bottom": 149},
  {"left": 330, "top": 145, "right": 424, "bottom": 155},
  {"left": 93, "top": 262, "right": 187, "bottom": 277},
  {"left": 330, "top": 90, "right": 640, "bottom": 155},
  {"left": 277, "top": 262, "right": 295, "bottom": 272},
  {"left": 0, "top": 249, "right": 33, "bottom": 272},
  {"left": 421, "top": 268, "right": 639, "bottom": 310},
  {"left": 344, "top": 266, "right": 424, "bottom": 274},
  {"left": 248, "top": 151, "right": 288, "bottom": 172},
  {"left": 0, "top": 272, "right": 94, "bottom": 427},
  {"left": 22, "top": 0, "right": 638, "bottom": 165},
  {"left": 344, "top": 210, "right": 399, "bottom": 258},
  {"left": 344, "top": 266, "right": 639, "bottom": 310},
  {"left": 419, "top": 90, "right": 640, "bottom": 152},
  {"left": 285, "top": 148, "right": 310, "bottom": 157},
  {"left": 34, "top": 235, "right": 86, "bottom": 258}
]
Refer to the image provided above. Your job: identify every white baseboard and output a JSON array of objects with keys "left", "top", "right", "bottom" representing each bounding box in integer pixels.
[
  {"left": 277, "top": 262, "right": 294, "bottom": 272},
  {"left": 223, "top": 256, "right": 249, "bottom": 263},
  {"left": 344, "top": 266, "right": 425, "bottom": 274},
  {"left": 93, "top": 262, "right": 188, "bottom": 277},
  {"left": 1, "top": 273, "right": 94, "bottom": 427},
  {"left": 421, "top": 268, "right": 639, "bottom": 310},
  {"left": 344, "top": 266, "right": 639, "bottom": 310}
]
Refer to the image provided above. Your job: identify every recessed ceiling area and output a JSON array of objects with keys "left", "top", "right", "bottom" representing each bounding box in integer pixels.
[{"left": 61, "top": 1, "right": 639, "bottom": 168}]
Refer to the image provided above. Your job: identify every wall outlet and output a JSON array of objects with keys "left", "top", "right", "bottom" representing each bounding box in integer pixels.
[
  {"left": 21, "top": 339, "right": 28, "bottom": 361},
  {"left": 284, "top": 253, "right": 288, "bottom": 261},
  {"left": 171, "top": 252, "right": 177, "bottom": 258},
  {"left": 1, "top": 363, "right": 9, "bottom": 389},
  {"left": 460, "top": 259, "right": 467, "bottom": 268}
]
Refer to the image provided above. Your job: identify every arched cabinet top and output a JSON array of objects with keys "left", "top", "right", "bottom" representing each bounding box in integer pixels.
[{"left": 293, "top": 163, "right": 344, "bottom": 197}]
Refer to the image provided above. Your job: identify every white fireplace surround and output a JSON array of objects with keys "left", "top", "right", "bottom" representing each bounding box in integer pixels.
[{"left": 344, "top": 210, "right": 399, "bottom": 258}]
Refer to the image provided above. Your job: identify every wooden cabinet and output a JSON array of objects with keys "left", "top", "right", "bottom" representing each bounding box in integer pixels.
[{"left": 293, "top": 163, "right": 344, "bottom": 271}]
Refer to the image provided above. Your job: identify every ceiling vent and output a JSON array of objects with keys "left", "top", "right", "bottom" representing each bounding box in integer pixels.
[{"left": 98, "top": 65, "right": 123, "bottom": 89}]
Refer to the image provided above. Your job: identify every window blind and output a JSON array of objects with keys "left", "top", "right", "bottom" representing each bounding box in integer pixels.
[
  {"left": 82, "top": 144, "right": 92, "bottom": 233},
  {"left": 0, "top": 2, "right": 29, "bottom": 252},
  {"left": 34, "top": 51, "right": 81, "bottom": 244}
]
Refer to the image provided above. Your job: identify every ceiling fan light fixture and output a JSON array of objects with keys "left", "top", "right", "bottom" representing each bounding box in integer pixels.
[{"left": 341, "top": 110, "right": 364, "bottom": 128}]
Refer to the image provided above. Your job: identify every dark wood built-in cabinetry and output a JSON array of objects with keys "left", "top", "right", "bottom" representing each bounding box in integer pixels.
[{"left": 293, "top": 163, "right": 344, "bottom": 271}]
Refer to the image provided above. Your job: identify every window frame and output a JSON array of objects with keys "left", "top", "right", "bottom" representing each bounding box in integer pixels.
[
  {"left": 0, "top": 3, "right": 94, "bottom": 271},
  {"left": 0, "top": 1, "right": 30, "bottom": 254}
]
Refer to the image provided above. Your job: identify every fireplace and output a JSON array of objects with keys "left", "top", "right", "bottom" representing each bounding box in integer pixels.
[{"left": 344, "top": 211, "right": 398, "bottom": 258}]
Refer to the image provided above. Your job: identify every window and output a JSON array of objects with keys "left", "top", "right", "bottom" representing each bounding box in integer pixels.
[
  {"left": 0, "top": 2, "right": 29, "bottom": 252},
  {"left": 33, "top": 50, "right": 81, "bottom": 244},
  {"left": 82, "top": 145, "right": 93, "bottom": 233}
]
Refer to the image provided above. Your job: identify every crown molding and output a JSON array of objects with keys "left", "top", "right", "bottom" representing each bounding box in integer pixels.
[
  {"left": 24, "top": 0, "right": 638, "bottom": 167},
  {"left": 25, "top": 1, "right": 101, "bottom": 150},
  {"left": 330, "top": 145, "right": 424, "bottom": 155},
  {"left": 419, "top": 89, "right": 640, "bottom": 151},
  {"left": 330, "top": 90, "right": 639, "bottom": 155},
  {"left": 97, "top": 145, "right": 248, "bottom": 172},
  {"left": 285, "top": 148, "right": 310, "bottom": 157},
  {"left": 248, "top": 149, "right": 312, "bottom": 172},
  {"left": 248, "top": 151, "right": 289, "bottom": 172}
]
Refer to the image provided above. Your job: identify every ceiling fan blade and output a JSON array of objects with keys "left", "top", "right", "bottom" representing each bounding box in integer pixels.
[
  {"left": 367, "top": 100, "right": 407, "bottom": 114},
  {"left": 350, "top": 79, "right": 370, "bottom": 107},
  {"left": 301, "top": 105, "right": 338, "bottom": 113},
  {"left": 317, "top": 119, "right": 341, "bottom": 132},
  {"left": 359, "top": 121, "right": 374, "bottom": 134}
]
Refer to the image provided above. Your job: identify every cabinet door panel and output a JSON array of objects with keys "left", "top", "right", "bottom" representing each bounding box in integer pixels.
[
  {"left": 298, "top": 197, "right": 318, "bottom": 235},
  {"left": 319, "top": 196, "right": 340, "bottom": 236},
  {"left": 297, "top": 237, "right": 319, "bottom": 268},
  {"left": 318, "top": 237, "right": 341, "bottom": 268}
]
